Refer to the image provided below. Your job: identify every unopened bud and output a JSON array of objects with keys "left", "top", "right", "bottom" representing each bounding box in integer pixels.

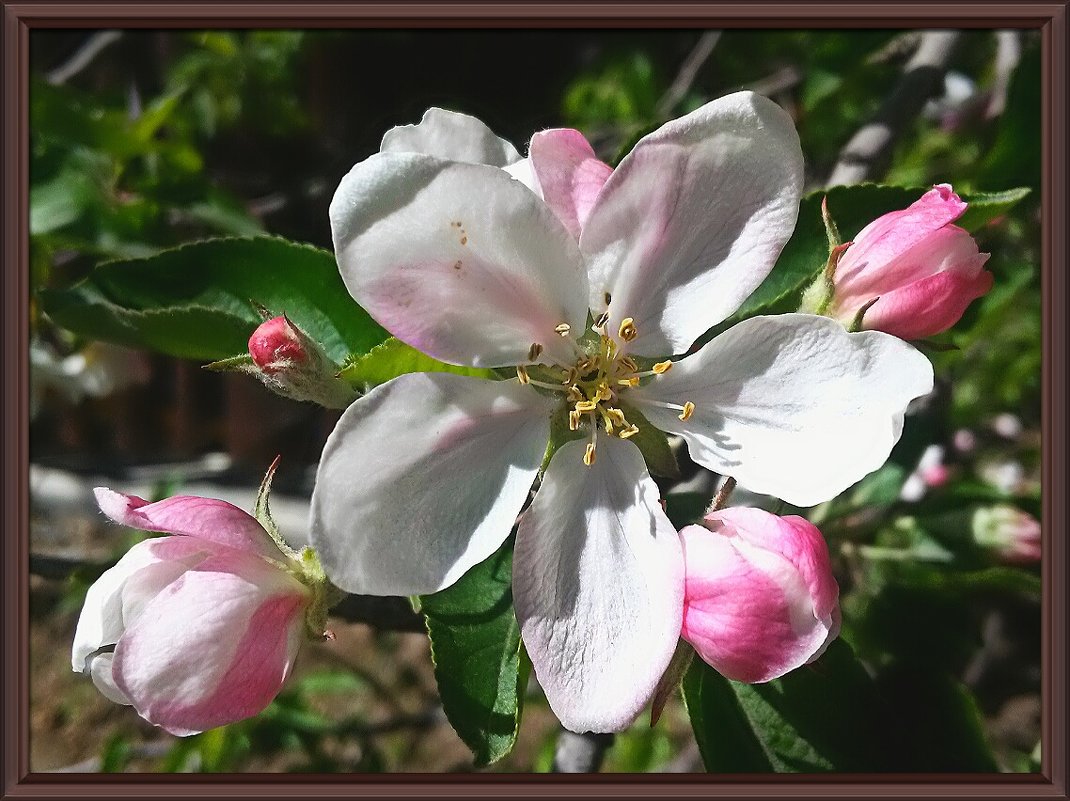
[{"left": 206, "top": 314, "right": 358, "bottom": 409}]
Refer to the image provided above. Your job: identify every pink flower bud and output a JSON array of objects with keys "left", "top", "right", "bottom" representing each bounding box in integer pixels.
[
  {"left": 972, "top": 505, "right": 1041, "bottom": 564},
  {"left": 238, "top": 314, "right": 356, "bottom": 409},
  {"left": 72, "top": 488, "right": 314, "bottom": 736},
  {"left": 248, "top": 315, "right": 307, "bottom": 374},
  {"left": 831, "top": 184, "right": 993, "bottom": 340},
  {"left": 680, "top": 508, "right": 840, "bottom": 683}
]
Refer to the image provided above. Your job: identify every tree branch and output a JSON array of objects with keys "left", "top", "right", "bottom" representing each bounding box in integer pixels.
[
  {"left": 550, "top": 730, "right": 614, "bottom": 773},
  {"left": 46, "top": 31, "right": 124, "bottom": 86},
  {"left": 656, "top": 31, "right": 722, "bottom": 118},
  {"left": 826, "top": 31, "right": 963, "bottom": 187}
]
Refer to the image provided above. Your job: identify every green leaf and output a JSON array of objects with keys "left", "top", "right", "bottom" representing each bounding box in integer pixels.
[
  {"left": 421, "top": 539, "right": 525, "bottom": 766},
  {"left": 727, "top": 184, "right": 1032, "bottom": 325},
  {"left": 338, "top": 337, "right": 493, "bottom": 388},
  {"left": 41, "top": 236, "right": 388, "bottom": 363},
  {"left": 682, "top": 639, "right": 898, "bottom": 772},
  {"left": 620, "top": 404, "right": 679, "bottom": 479},
  {"left": 875, "top": 665, "right": 998, "bottom": 771}
]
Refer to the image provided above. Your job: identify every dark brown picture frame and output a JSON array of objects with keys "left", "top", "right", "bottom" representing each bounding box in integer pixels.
[{"left": 3, "top": 1, "right": 1066, "bottom": 797}]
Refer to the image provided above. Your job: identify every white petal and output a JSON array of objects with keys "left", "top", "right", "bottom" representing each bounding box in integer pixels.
[
  {"left": 514, "top": 437, "right": 684, "bottom": 733},
  {"left": 380, "top": 107, "right": 521, "bottom": 166},
  {"left": 311, "top": 373, "right": 554, "bottom": 595},
  {"left": 71, "top": 536, "right": 212, "bottom": 673},
  {"left": 88, "top": 653, "right": 131, "bottom": 705},
  {"left": 330, "top": 152, "right": 590, "bottom": 368},
  {"left": 631, "top": 314, "right": 934, "bottom": 507},
  {"left": 580, "top": 92, "right": 804, "bottom": 357}
]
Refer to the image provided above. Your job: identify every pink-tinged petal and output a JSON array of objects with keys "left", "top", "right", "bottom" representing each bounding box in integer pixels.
[
  {"left": 580, "top": 92, "right": 804, "bottom": 357},
  {"left": 529, "top": 128, "right": 613, "bottom": 239},
  {"left": 834, "top": 184, "right": 967, "bottom": 301},
  {"left": 72, "top": 536, "right": 218, "bottom": 673},
  {"left": 514, "top": 437, "right": 684, "bottom": 733},
  {"left": 380, "top": 107, "right": 521, "bottom": 167},
  {"left": 630, "top": 314, "right": 933, "bottom": 507},
  {"left": 311, "top": 372, "right": 554, "bottom": 596},
  {"left": 860, "top": 255, "right": 993, "bottom": 340},
  {"left": 680, "top": 513, "right": 840, "bottom": 683},
  {"left": 89, "top": 653, "right": 131, "bottom": 705},
  {"left": 113, "top": 551, "right": 309, "bottom": 736},
  {"left": 93, "top": 488, "right": 278, "bottom": 558},
  {"left": 330, "top": 152, "right": 589, "bottom": 368}
]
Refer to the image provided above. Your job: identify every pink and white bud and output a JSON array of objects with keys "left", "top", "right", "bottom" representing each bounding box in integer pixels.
[
  {"left": 972, "top": 505, "right": 1041, "bottom": 564},
  {"left": 72, "top": 488, "right": 314, "bottom": 736},
  {"left": 249, "top": 315, "right": 308, "bottom": 374},
  {"left": 235, "top": 314, "right": 356, "bottom": 409},
  {"left": 830, "top": 184, "right": 993, "bottom": 340},
  {"left": 680, "top": 508, "right": 840, "bottom": 684}
]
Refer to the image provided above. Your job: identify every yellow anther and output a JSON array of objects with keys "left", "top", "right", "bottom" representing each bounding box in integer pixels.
[
  {"left": 575, "top": 400, "right": 598, "bottom": 413},
  {"left": 568, "top": 410, "right": 581, "bottom": 431},
  {"left": 606, "top": 408, "right": 628, "bottom": 427},
  {"left": 619, "top": 424, "right": 640, "bottom": 439},
  {"left": 528, "top": 342, "right": 543, "bottom": 362},
  {"left": 561, "top": 367, "right": 577, "bottom": 385},
  {"left": 652, "top": 360, "right": 673, "bottom": 375},
  {"left": 618, "top": 317, "right": 638, "bottom": 342},
  {"left": 555, "top": 323, "right": 572, "bottom": 336},
  {"left": 617, "top": 377, "right": 640, "bottom": 388},
  {"left": 596, "top": 382, "right": 614, "bottom": 402},
  {"left": 594, "top": 310, "right": 610, "bottom": 330},
  {"left": 583, "top": 442, "right": 597, "bottom": 466},
  {"left": 678, "top": 401, "right": 696, "bottom": 421},
  {"left": 602, "top": 415, "right": 615, "bottom": 436},
  {"left": 516, "top": 366, "right": 530, "bottom": 384},
  {"left": 617, "top": 356, "right": 638, "bottom": 373},
  {"left": 567, "top": 386, "right": 584, "bottom": 402}
]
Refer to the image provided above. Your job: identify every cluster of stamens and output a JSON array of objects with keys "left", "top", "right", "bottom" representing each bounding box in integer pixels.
[{"left": 516, "top": 315, "right": 695, "bottom": 466}]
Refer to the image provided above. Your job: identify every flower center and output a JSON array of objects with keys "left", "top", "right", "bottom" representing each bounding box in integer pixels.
[{"left": 517, "top": 316, "right": 694, "bottom": 466}]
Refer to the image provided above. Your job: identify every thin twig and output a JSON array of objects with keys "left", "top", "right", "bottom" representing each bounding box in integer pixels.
[
  {"left": 550, "top": 730, "right": 614, "bottom": 773},
  {"left": 986, "top": 30, "right": 1022, "bottom": 120},
  {"left": 826, "top": 31, "right": 963, "bottom": 187},
  {"left": 46, "top": 31, "right": 124, "bottom": 86},
  {"left": 706, "top": 476, "right": 737, "bottom": 516},
  {"left": 656, "top": 31, "right": 723, "bottom": 118}
]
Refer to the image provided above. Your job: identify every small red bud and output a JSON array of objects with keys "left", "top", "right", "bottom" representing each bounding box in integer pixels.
[{"left": 248, "top": 316, "right": 307, "bottom": 374}]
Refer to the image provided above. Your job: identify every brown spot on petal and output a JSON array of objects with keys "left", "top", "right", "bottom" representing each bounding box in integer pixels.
[
  {"left": 453, "top": 260, "right": 463, "bottom": 271},
  {"left": 460, "top": 235, "right": 468, "bottom": 246}
]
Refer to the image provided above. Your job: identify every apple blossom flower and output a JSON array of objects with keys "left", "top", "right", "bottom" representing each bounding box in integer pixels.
[
  {"left": 680, "top": 508, "right": 840, "bottom": 683},
  {"left": 313, "top": 95, "right": 933, "bottom": 732},
  {"left": 826, "top": 184, "right": 993, "bottom": 339},
  {"left": 72, "top": 485, "right": 332, "bottom": 736},
  {"left": 900, "top": 444, "right": 951, "bottom": 502},
  {"left": 972, "top": 505, "right": 1042, "bottom": 563}
]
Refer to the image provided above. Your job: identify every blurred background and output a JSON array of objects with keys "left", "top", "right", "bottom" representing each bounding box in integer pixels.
[{"left": 29, "top": 28, "right": 1041, "bottom": 772}]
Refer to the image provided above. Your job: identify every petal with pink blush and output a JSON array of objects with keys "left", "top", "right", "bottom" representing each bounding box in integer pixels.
[
  {"left": 311, "top": 372, "right": 554, "bottom": 596},
  {"left": 514, "top": 437, "right": 684, "bottom": 733},
  {"left": 380, "top": 107, "right": 521, "bottom": 167},
  {"left": 580, "top": 91, "right": 804, "bottom": 357},
  {"left": 72, "top": 535, "right": 219, "bottom": 673},
  {"left": 112, "top": 551, "right": 309, "bottom": 737},
  {"left": 629, "top": 314, "right": 934, "bottom": 507},
  {"left": 93, "top": 488, "right": 278, "bottom": 558},
  {"left": 529, "top": 129, "right": 613, "bottom": 239},
  {"left": 330, "top": 152, "right": 589, "bottom": 368},
  {"left": 861, "top": 255, "right": 993, "bottom": 340},
  {"left": 680, "top": 511, "right": 840, "bottom": 684},
  {"left": 834, "top": 184, "right": 967, "bottom": 301}
]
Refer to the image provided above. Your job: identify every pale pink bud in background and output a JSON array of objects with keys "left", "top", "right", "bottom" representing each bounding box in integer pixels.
[
  {"left": 830, "top": 184, "right": 993, "bottom": 340},
  {"left": 901, "top": 444, "right": 951, "bottom": 502},
  {"left": 972, "top": 505, "right": 1041, "bottom": 564},
  {"left": 248, "top": 315, "right": 308, "bottom": 374},
  {"left": 72, "top": 489, "right": 313, "bottom": 736},
  {"left": 679, "top": 508, "right": 840, "bottom": 684}
]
